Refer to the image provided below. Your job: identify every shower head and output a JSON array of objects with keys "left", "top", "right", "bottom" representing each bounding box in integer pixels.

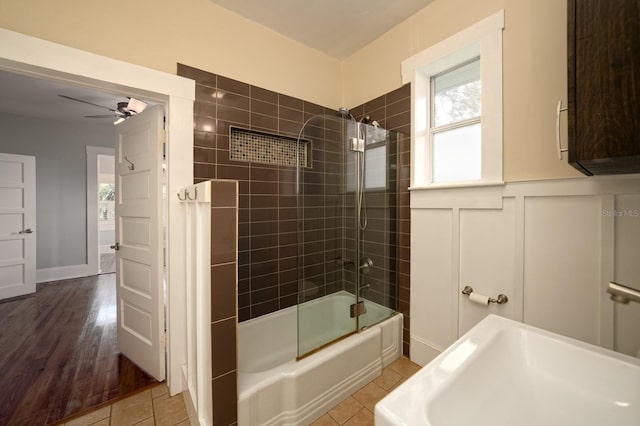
[
  {"left": 338, "top": 107, "right": 350, "bottom": 117},
  {"left": 338, "top": 107, "right": 356, "bottom": 121}
]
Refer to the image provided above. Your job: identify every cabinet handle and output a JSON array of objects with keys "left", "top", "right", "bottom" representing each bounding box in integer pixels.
[{"left": 556, "top": 100, "right": 569, "bottom": 160}]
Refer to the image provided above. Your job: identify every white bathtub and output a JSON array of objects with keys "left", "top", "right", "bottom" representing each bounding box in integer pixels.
[{"left": 238, "top": 291, "right": 403, "bottom": 426}]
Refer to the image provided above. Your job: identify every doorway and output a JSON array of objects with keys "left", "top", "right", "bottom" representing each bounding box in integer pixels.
[
  {"left": 0, "top": 25, "right": 195, "bottom": 417},
  {"left": 88, "top": 147, "right": 117, "bottom": 276},
  {"left": 98, "top": 153, "right": 116, "bottom": 274},
  {"left": 0, "top": 78, "right": 164, "bottom": 423}
]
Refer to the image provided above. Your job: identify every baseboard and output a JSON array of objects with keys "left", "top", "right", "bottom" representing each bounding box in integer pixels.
[
  {"left": 409, "top": 335, "right": 442, "bottom": 367},
  {"left": 36, "top": 264, "right": 93, "bottom": 283},
  {"left": 183, "top": 387, "right": 199, "bottom": 426}
]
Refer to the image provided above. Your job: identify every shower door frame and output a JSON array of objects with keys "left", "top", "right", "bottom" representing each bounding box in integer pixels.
[{"left": 295, "top": 114, "right": 398, "bottom": 359}]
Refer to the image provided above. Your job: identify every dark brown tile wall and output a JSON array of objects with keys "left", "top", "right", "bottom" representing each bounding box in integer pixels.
[
  {"left": 209, "top": 179, "right": 238, "bottom": 426},
  {"left": 178, "top": 63, "right": 411, "bottom": 357},
  {"left": 178, "top": 63, "right": 335, "bottom": 322},
  {"left": 297, "top": 116, "right": 345, "bottom": 303},
  {"left": 350, "top": 84, "right": 411, "bottom": 356}
]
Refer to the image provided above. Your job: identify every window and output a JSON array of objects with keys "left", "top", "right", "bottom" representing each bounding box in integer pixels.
[
  {"left": 402, "top": 10, "right": 504, "bottom": 187},
  {"left": 431, "top": 57, "right": 481, "bottom": 182},
  {"left": 98, "top": 182, "right": 115, "bottom": 222}
]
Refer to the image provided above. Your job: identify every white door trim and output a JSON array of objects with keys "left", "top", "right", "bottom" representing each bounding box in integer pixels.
[
  {"left": 87, "top": 146, "right": 115, "bottom": 277},
  {"left": 0, "top": 28, "right": 195, "bottom": 395}
]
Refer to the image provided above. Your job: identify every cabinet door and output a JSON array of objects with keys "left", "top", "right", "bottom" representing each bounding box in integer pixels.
[{"left": 568, "top": 0, "right": 640, "bottom": 174}]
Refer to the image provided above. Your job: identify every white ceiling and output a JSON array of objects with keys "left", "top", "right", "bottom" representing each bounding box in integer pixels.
[
  {"left": 210, "top": 0, "right": 434, "bottom": 59},
  {"left": 0, "top": 70, "right": 143, "bottom": 125}
]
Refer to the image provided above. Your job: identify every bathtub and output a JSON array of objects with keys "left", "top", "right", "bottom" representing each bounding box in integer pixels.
[{"left": 238, "top": 290, "right": 403, "bottom": 426}]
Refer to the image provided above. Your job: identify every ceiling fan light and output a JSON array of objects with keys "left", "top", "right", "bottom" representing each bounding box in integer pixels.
[
  {"left": 114, "top": 117, "right": 126, "bottom": 125},
  {"left": 127, "top": 98, "right": 147, "bottom": 114}
]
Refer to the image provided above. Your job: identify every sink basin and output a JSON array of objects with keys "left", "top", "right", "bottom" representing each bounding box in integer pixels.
[{"left": 375, "top": 314, "right": 640, "bottom": 426}]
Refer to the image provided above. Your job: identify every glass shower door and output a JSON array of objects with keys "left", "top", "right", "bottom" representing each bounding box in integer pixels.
[
  {"left": 356, "top": 125, "right": 398, "bottom": 330},
  {"left": 295, "top": 114, "right": 399, "bottom": 358},
  {"left": 296, "top": 115, "right": 357, "bottom": 358}
]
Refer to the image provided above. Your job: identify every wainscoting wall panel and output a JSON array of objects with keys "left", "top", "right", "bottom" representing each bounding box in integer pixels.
[
  {"left": 459, "top": 199, "right": 516, "bottom": 335},
  {"left": 613, "top": 193, "right": 640, "bottom": 356},
  {"left": 410, "top": 208, "right": 454, "bottom": 360},
  {"left": 410, "top": 175, "right": 640, "bottom": 366},
  {"left": 522, "top": 195, "right": 602, "bottom": 345}
]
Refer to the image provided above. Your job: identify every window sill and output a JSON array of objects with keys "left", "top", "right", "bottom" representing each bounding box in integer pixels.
[{"left": 409, "top": 180, "right": 505, "bottom": 191}]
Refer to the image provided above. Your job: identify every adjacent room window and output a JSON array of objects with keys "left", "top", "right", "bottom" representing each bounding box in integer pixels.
[{"left": 402, "top": 10, "right": 504, "bottom": 187}]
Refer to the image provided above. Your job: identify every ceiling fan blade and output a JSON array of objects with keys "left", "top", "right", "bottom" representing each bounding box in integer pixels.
[
  {"left": 84, "top": 114, "right": 115, "bottom": 118},
  {"left": 58, "top": 94, "right": 116, "bottom": 112}
]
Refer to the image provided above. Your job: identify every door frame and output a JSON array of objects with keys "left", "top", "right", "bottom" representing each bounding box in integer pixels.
[{"left": 0, "top": 28, "right": 195, "bottom": 395}]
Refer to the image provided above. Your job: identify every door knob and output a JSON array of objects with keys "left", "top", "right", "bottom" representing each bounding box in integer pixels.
[
  {"left": 110, "top": 242, "right": 120, "bottom": 251},
  {"left": 19, "top": 228, "right": 33, "bottom": 234}
]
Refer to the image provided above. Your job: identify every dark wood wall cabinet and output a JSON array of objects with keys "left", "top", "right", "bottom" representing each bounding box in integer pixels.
[{"left": 567, "top": 0, "right": 640, "bottom": 175}]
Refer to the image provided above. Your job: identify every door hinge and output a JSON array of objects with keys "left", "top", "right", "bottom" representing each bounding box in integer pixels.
[
  {"left": 350, "top": 137, "right": 365, "bottom": 153},
  {"left": 350, "top": 301, "right": 367, "bottom": 318},
  {"left": 160, "top": 332, "right": 167, "bottom": 348}
]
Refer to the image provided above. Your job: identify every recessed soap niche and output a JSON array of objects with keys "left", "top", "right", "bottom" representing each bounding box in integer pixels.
[{"left": 230, "top": 126, "right": 312, "bottom": 168}]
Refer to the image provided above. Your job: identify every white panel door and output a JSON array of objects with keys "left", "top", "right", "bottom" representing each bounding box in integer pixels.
[
  {"left": 0, "top": 153, "right": 36, "bottom": 300},
  {"left": 115, "top": 105, "right": 165, "bottom": 381}
]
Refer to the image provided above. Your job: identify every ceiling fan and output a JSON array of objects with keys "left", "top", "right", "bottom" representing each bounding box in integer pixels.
[{"left": 58, "top": 94, "right": 147, "bottom": 121}]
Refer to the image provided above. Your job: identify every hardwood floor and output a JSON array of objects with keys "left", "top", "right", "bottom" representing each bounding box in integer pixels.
[{"left": 0, "top": 274, "right": 158, "bottom": 425}]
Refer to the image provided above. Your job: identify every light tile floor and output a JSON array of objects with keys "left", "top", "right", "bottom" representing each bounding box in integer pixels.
[
  {"left": 61, "top": 385, "right": 190, "bottom": 426},
  {"left": 61, "top": 357, "right": 420, "bottom": 426}
]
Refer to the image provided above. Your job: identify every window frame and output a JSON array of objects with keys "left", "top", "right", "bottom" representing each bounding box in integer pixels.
[
  {"left": 430, "top": 56, "right": 482, "bottom": 182},
  {"left": 401, "top": 10, "right": 504, "bottom": 188},
  {"left": 430, "top": 55, "right": 481, "bottom": 130}
]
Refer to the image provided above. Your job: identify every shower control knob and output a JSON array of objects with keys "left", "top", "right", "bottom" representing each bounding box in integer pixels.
[{"left": 359, "top": 258, "right": 374, "bottom": 274}]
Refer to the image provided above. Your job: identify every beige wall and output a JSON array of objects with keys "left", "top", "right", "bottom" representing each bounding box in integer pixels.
[
  {"left": 1, "top": 0, "right": 583, "bottom": 181},
  {"left": 342, "top": 0, "right": 582, "bottom": 181},
  {"left": 0, "top": 0, "right": 342, "bottom": 109}
]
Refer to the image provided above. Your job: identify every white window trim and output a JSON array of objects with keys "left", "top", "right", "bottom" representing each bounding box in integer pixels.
[{"left": 402, "top": 10, "right": 504, "bottom": 189}]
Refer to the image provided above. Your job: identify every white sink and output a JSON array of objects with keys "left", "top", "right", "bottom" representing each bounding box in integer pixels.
[{"left": 375, "top": 314, "right": 640, "bottom": 426}]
